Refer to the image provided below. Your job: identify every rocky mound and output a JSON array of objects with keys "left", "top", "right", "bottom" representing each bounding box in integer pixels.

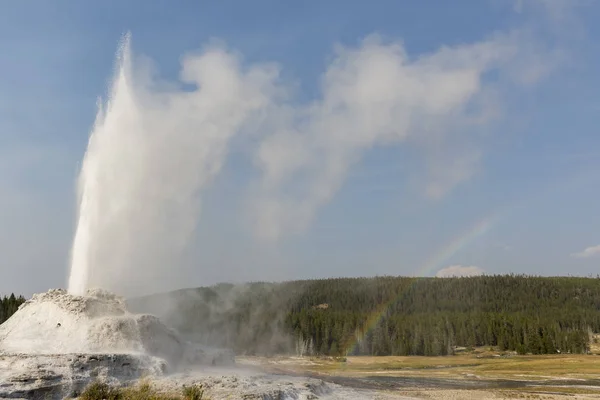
[
  {"left": 0, "top": 289, "right": 235, "bottom": 399},
  {"left": 0, "top": 288, "right": 233, "bottom": 368},
  {"left": 0, "top": 353, "right": 167, "bottom": 399}
]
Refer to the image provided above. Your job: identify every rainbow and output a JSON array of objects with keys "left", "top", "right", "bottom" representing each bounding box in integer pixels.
[{"left": 339, "top": 210, "right": 504, "bottom": 356}]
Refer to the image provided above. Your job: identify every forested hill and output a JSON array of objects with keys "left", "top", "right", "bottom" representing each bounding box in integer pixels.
[
  {"left": 0, "top": 293, "right": 26, "bottom": 324},
  {"left": 128, "top": 275, "right": 600, "bottom": 357}
]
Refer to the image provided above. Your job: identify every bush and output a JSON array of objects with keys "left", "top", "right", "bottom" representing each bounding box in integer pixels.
[
  {"left": 183, "top": 385, "right": 205, "bottom": 400},
  {"left": 79, "top": 381, "right": 208, "bottom": 400},
  {"left": 80, "top": 381, "right": 122, "bottom": 400}
]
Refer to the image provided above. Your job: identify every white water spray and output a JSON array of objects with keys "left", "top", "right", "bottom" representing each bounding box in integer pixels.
[
  {"left": 68, "top": 34, "right": 278, "bottom": 296},
  {"left": 67, "top": 29, "right": 547, "bottom": 295}
]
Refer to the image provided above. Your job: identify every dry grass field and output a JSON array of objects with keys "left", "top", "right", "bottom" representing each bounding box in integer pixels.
[
  {"left": 307, "top": 354, "right": 600, "bottom": 380},
  {"left": 238, "top": 349, "right": 600, "bottom": 399}
]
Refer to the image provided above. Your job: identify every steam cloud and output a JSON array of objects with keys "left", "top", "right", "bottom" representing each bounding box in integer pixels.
[
  {"left": 69, "top": 35, "right": 280, "bottom": 296},
  {"left": 69, "top": 25, "right": 560, "bottom": 296},
  {"left": 436, "top": 265, "right": 486, "bottom": 278},
  {"left": 250, "top": 32, "right": 535, "bottom": 240},
  {"left": 571, "top": 244, "right": 600, "bottom": 259}
]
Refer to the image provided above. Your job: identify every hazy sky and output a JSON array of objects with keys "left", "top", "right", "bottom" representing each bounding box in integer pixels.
[{"left": 1, "top": 0, "right": 600, "bottom": 297}]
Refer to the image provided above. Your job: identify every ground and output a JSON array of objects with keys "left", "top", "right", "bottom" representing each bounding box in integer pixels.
[{"left": 236, "top": 349, "right": 600, "bottom": 399}]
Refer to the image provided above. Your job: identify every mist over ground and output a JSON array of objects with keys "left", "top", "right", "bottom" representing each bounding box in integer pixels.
[{"left": 127, "top": 275, "right": 600, "bottom": 357}]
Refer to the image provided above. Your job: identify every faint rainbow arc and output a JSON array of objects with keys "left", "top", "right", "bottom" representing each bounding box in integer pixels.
[{"left": 339, "top": 211, "right": 504, "bottom": 356}]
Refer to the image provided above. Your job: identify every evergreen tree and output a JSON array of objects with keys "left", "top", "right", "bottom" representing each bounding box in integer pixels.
[{"left": 128, "top": 275, "right": 600, "bottom": 356}]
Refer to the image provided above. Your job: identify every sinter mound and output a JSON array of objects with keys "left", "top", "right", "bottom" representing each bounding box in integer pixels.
[{"left": 0, "top": 288, "right": 233, "bottom": 368}]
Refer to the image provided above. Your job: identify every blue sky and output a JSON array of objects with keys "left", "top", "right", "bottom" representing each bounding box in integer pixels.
[{"left": 1, "top": 1, "right": 600, "bottom": 296}]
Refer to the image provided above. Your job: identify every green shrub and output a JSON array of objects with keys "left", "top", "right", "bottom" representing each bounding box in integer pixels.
[
  {"left": 80, "top": 381, "right": 122, "bottom": 400},
  {"left": 79, "top": 381, "right": 209, "bottom": 400},
  {"left": 182, "top": 385, "right": 205, "bottom": 400}
]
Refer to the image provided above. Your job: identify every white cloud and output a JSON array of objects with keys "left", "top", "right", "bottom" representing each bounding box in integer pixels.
[
  {"left": 248, "top": 28, "right": 562, "bottom": 241},
  {"left": 436, "top": 265, "right": 486, "bottom": 278},
  {"left": 571, "top": 245, "right": 600, "bottom": 259}
]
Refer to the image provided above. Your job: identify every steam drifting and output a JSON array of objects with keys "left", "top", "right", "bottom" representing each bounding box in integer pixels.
[
  {"left": 69, "top": 28, "right": 558, "bottom": 295},
  {"left": 68, "top": 34, "right": 279, "bottom": 296},
  {"left": 436, "top": 265, "right": 485, "bottom": 278},
  {"left": 250, "top": 32, "right": 556, "bottom": 240}
]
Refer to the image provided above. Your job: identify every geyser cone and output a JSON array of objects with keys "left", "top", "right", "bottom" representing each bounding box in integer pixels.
[{"left": 0, "top": 288, "right": 233, "bottom": 368}]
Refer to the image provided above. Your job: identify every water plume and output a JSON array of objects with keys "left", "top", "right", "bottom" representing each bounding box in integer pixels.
[
  {"left": 69, "top": 23, "right": 562, "bottom": 295},
  {"left": 68, "top": 34, "right": 279, "bottom": 296}
]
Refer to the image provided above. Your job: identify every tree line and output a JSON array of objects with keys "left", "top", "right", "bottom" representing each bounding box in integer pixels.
[
  {"left": 127, "top": 275, "right": 600, "bottom": 356},
  {"left": 0, "top": 293, "right": 26, "bottom": 324}
]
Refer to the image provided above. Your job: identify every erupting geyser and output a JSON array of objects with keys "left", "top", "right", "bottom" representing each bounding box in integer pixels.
[
  {"left": 67, "top": 33, "right": 275, "bottom": 296},
  {"left": 0, "top": 33, "right": 252, "bottom": 399},
  {"left": 2, "top": 31, "right": 400, "bottom": 400},
  {"left": 67, "top": 33, "right": 144, "bottom": 296}
]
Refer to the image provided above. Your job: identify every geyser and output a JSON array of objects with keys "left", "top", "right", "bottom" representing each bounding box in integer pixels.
[
  {"left": 66, "top": 30, "right": 533, "bottom": 293},
  {"left": 67, "top": 33, "right": 277, "bottom": 296}
]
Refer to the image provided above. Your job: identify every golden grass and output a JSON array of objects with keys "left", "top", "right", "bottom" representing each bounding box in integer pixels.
[
  {"left": 243, "top": 353, "right": 600, "bottom": 381},
  {"left": 511, "top": 386, "right": 600, "bottom": 395},
  {"left": 79, "top": 381, "right": 208, "bottom": 400}
]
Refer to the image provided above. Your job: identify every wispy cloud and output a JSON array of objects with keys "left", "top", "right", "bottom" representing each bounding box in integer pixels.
[
  {"left": 571, "top": 245, "right": 600, "bottom": 259},
  {"left": 436, "top": 265, "right": 486, "bottom": 278},
  {"left": 248, "top": 26, "right": 565, "bottom": 241}
]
